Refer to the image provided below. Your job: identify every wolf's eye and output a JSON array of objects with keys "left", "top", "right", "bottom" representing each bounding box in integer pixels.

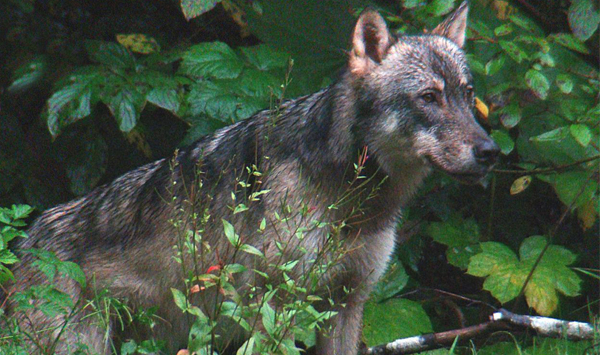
[
  {"left": 466, "top": 86, "right": 474, "bottom": 101},
  {"left": 421, "top": 92, "right": 436, "bottom": 104}
]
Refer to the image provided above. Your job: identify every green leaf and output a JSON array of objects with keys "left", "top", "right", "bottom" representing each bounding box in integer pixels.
[
  {"left": 239, "top": 244, "right": 264, "bottom": 257},
  {"left": 58, "top": 261, "right": 86, "bottom": 287},
  {"left": 468, "top": 237, "right": 581, "bottom": 315},
  {"left": 494, "top": 24, "right": 513, "bottom": 37},
  {"left": 180, "top": 42, "right": 244, "bottom": 79},
  {"left": 525, "top": 69, "right": 550, "bottom": 100},
  {"left": 240, "top": 44, "right": 290, "bottom": 71},
  {"left": 499, "top": 40, "right": 528, "bottom": 63},
  {"left": 85, "top": 41, "right": 135, "bottom": 68},
  {"left": 121, "top": 340, "right": 138, "bottom": 355},
  {"left": 363, "top": 299, "right": 432, "bottom": 347},
  {"left": 509, "top": 14, "right": 540, "bottom": 33},
  {"left": 371, "top": 261, "right": 410, "bottom": 301},
  {"left": 556, "top": 74, "right": 574, "bottom": 94},
  {"left": 222, "top": 219, "right": 239, "bottom": 247},
  {"left": 569, "top": 124, "right": 592, "bottom": 147},
  {"left": 11, "top": 204, "right": 34, "bottom": 220},
  {"left": 426, "top": 216, "right": 481, "bottom": 270},
  {"left": 499, "top": 104, "right": 522, "bottom": 129},
  {"left": 171, "top": 288, "right": 188, "bottom": 311},
  {"left": 467, "top": 242, "right": 519, "bottom": 277},
  {"left": 485, "top": 56, "right": 506, "bottom": 76},
  {"left": 426, "top": 0, "right": 455, "bottom": 16},
  {"left": 8, "top": 56, "right": 46, "bottom": 92},
  {"left": 187, "top": 80, "right": 266, "bottom": 121},
  {"left": 539, "top": 172, "right": 597, "bottom": 209},
  {"left": 47, "top": 84, "right": 90, "bottom": 137},
  {"left": 491, "top": 130, "right": 514, "bottom": 155},
  {"left": 550, "top": 33, "right": 590, "bottom": 54},
  {"left": 180, "top": 0, "right": 220, "bottom": 21},
  {"left": 0, "top": 249, "right": 19, "bottom": 265},
  {"left": 568, "top": 0, "right": 600, "bottom": 41},
  {"left": 236, "top": 337, "right": 255, "bottom": 355},
  {"left": 147, "top": 87, "right": 180, "bottom": 114},
  {"left": 106, "top": 88, "right": 145, "bottom": 132}
]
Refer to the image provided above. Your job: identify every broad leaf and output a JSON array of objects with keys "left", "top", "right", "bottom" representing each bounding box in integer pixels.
[
  {"left": 363, "top": 299, "right": 433, "bottom": 347},
  {"left": 180, "top": 42, "right": 244, "bottom": 79},
  {"left": 468, "top": 236, "right": 581, "bottom": 315},
  {"left": 426, "top": 216, "right": 481, "bottom": 270}
]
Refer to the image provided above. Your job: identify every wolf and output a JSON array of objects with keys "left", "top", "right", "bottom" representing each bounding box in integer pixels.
[{"left": 4, "top": 2, "right": 498, "bottom": 354}]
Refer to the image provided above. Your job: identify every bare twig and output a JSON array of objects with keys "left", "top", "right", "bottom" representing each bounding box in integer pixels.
[{"left": 362, "top": 309, "right": 597, "bottom": 355}]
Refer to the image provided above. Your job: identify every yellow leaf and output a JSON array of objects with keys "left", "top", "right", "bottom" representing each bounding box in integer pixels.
[
  {"left": 510, "top": 175, "right": 532, "bottom": 195},
  {"left": 475, "top": 97, "right": 489, "bottom": 123},
  {"left": 577, "top": 199, "right": 597, "bottom": 231},
  {"left": 116, "top": 34, "right": 160, "bottom": 54},
  {"left": 491, "top": 0, "right": 514, "bottom": 20}
]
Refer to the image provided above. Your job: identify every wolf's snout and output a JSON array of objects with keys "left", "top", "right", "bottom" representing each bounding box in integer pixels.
[{"left": 473, "top": 138, "right": 500, "bottom": 165}]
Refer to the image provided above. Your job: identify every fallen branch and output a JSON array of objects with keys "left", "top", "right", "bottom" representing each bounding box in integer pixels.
[{"left": 363, "top": 309, "right": 596, "bottom": 355}]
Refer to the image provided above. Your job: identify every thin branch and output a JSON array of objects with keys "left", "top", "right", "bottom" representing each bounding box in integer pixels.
[
  {"left": 363, "top": 309, "right": 596, "bottom": 355},
  {"left": 493, "top": 155, "right": 600, "bottom": 175}
]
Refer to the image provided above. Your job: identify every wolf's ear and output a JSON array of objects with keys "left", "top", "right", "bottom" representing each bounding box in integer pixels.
[
  {"left": 350, "top": 10, "right": 394, "bottom": 75},
  {"left": 431, "top": 1, "right": 469, "bottom": 48}
]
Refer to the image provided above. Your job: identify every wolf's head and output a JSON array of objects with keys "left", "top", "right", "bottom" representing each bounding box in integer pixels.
[{"left": 348, "top": 2, "right": 499, "bottom": 184}]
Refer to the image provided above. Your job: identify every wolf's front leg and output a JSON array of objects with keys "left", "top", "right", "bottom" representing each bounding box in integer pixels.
[{"left": 315, "top": 300, "right": 364, "bottom": 355}]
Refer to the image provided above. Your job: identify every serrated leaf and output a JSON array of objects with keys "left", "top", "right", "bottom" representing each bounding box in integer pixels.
[
  {"left": 180, "top": 0, "right": 220, "bottom": 20},
  {"left": 556, "top": 74, "right": 574, "bottom": 94},
  {"left": 468, "top": 236, "right": 581, "bottom": 315},
  {"left": 550, "top": 33, "right": 590, "bottom": 54},
  {"left": 569, "top": 124, "right": 592, "bottom": 147},
  {"left": 426, "top": 216, "right": 481, "bottom": 270},
  {"left": 0, "top": 249, "right": 19, "bottom": 265},
  {"left": 180, "top": 42, "right": 244, "bottom": 79},
  {"left": 525, "top": 69, "right": 550, "bottom": 100},
  {"left": 510, "top": 175, "right": 532, "bottom": 195},
  {"left": 85, "top": 41, "right": 135, "bottom": 68},
  {"left": 240, "top": 44, "right": 290, "bottom": 71},
  {"left": 568, "top": 0, "right": 600, "bottom": 41},
  {"left": 491, "top": 130, "right": 514, "bottom": 155},
  {"left": 106, "top": 88, "right": 145, "bottom": 132},
  {"left": 58, "top": 261, "right": 86, "bottom": 287},
  {"left": 187, "top": 80, "right": 266, "bottom": 121},
  {"left": 147, "top": 87, "right": 180, "bottom": 113}
]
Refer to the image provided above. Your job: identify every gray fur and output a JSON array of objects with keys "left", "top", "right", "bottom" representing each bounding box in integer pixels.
[{"left": 3, "top": 3, "right": 498, "bottom": 354}]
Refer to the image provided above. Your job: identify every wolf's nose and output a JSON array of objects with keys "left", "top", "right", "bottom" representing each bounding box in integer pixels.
[{"left": 474, "top": 139, "right": 500, "bottom": 164}]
